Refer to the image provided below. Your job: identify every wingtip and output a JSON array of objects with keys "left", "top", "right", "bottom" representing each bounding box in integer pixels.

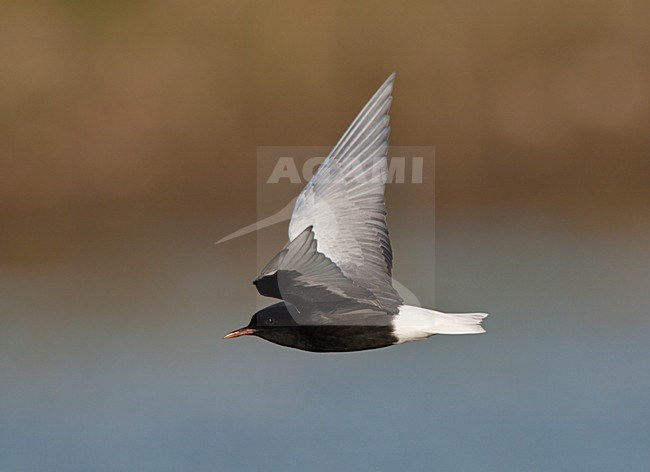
[{"left": 366, "top": 73, "right": 395, "bottom": 102}]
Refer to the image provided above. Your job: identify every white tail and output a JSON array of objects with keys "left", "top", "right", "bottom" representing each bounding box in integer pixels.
[{"left": 393, "top": 305, "right": 488, "bottom": 343}]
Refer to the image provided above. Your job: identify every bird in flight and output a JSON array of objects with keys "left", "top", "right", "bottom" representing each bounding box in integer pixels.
[{"left": 224, "top": 73, "right": 487, "bottom": 352}]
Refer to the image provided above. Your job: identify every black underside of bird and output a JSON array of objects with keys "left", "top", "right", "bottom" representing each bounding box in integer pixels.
[
  {"left": 225, "top": 302, "right": 398, "bottom": 353},
  {"left": 223, "top": 74, "right": 487, "bottom": 353}
]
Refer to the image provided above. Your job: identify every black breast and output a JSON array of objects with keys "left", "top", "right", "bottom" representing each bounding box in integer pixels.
[{"left": 264, "top": 324, "right": 398, "bottom": 353}]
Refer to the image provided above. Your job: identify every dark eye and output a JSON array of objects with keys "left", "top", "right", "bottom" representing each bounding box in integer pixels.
[{"left": 265, "top": 317, "right": 274, "bottom": 325}]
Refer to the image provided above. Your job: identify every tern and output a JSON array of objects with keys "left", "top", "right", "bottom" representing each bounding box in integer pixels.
[{"left": 224, "top": 73, "right": 487, "bottom": 352}]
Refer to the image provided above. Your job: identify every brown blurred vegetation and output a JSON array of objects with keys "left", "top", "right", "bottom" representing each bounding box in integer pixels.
[{"left": 1, "top": 0, "right": 649, "bottom": 268}]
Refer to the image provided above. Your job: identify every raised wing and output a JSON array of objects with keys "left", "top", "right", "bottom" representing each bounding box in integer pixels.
[
  {"left": 288, "top": 73, "right": 402, "bottom": 314},
  {"left": 254, "top": 226, "right": 380, "bottom": 310}
]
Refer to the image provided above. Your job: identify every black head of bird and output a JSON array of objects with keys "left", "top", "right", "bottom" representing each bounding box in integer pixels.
[{"left": 224, "top": 302, "right": 301, "bottom": 346}]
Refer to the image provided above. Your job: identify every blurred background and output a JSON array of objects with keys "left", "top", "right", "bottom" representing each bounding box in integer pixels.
[{"left": 2, "top": 1, "right": 649, "bottom": 470}]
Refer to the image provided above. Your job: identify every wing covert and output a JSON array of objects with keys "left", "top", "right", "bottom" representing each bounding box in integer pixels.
[{"left": 254, "top": 226, "right": 380, "bottom": 310}]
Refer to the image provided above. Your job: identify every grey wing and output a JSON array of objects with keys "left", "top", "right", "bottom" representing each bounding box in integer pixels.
[
  {"left": 254, "top": 226, "right": 381, "bottom": 310},
  {"left": 288, "top": 73, "right": 403, "bottom": 314}
]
